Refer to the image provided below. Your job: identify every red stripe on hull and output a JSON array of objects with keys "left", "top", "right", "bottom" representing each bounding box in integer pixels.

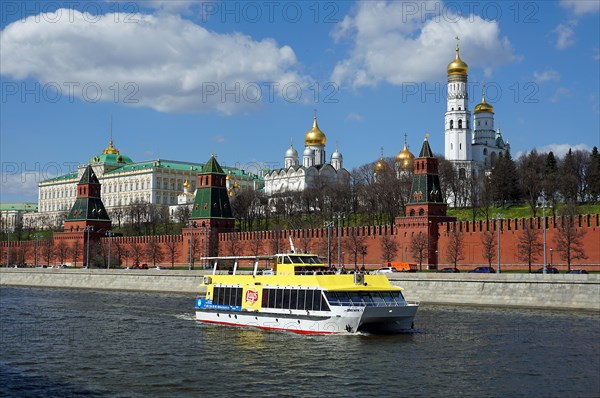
[{"left": 197, "top": 319, "right": 341, "bottom": 335}]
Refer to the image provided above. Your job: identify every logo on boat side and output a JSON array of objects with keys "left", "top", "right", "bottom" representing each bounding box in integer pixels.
[{"left": 245, "top": 289, "right": 259, "bottom": 306}]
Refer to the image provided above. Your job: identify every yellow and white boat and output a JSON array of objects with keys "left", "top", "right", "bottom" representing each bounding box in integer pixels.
[{"left": 195, "top": 250, "right": 419, "bottom": 334}]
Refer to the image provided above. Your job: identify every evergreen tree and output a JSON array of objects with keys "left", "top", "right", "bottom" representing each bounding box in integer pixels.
[
  {"left": 490, "top": 152, "right": 521, "bottom": 205},
  {"left": 587, "top": 147, "right": 600, "bottom": 202},
  {"left": 559, "top": 149, "right": 579, "bottom": 203},
  {"left": 543, "top": 151, "right": 560, "bottom": 214}
]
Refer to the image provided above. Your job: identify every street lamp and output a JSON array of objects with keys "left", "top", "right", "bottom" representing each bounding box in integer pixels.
[
  {"left": 435, "top": 250, "right": 438, "bottom": 268},
  {"left": 427, "top": 221, "right": 432, "bottom": 271},
  {"left": 336, "top": 213, "right": 345, "bottom": 268},
  {"left": 106, "top": 230, "right": 114, "bottom": 269},
  {"left": 537, "top": 196, "right": 550, "bottom": 274},
  {"left": 34, "top": 234, "right": 40, "bottom": 267},
  {"left": 496, "top": 213, "right": 502, "bottom": 273},
  {"left": 188, "top": 220, "right": 197, "bottom": 271},
  {"left": 361, "top": 246, "right": 367, "bottom": 272},
  {"left": 85, "top": 226, "right": 94, "bottom": 268},
  {"left": 324, "top": 221, "right": 334, "bottom": 268},
  {"left": 5, "top": 229, "right": 10, "bottom": 267},
  {"left": 550, "top": 248, "right": 553, "bottom": 267}
]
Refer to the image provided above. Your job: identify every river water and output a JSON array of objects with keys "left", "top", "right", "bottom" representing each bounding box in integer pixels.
[{"left": 0, "top": 287, "right": 598, "bottom": 398}]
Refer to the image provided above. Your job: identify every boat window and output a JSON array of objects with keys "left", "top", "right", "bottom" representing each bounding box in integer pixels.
[
  {"left": 318, "top": 292, "right": 330, "bottom": 312},
  {"left": 283, "top": 256, "right": 292, "bottom": 264},
  {"left": 288, "top": 255, "right": 304, "bottom": 264},
  {"left": 283, "top": 289, "right": 291, "bottom": 309},
  {"left": 276, "top": 289, "right": 284, "bottom": 308},
  {"left": 297, "top": 290, "right": 306, "bottom": 310},
  {"left": 262, "top": 289, "right": 269, "bottom": 308},
  {"left": 212, "top": 286, "right": 242, "bottom": 307},
  {"left": 348, "top": 292, "right": 364, "bottom": 306},
  {"left": 305, "top": 289, "right": 314, "bottom": 310},
  {"left": 326, "top": 292, "right": 342, "bottom": 306},
  {"left": 360, "top": 291, "right": 374, "bottom": 305},
  {"left": 290, "top": 289, "right": 298, "bottom": 309},
  {"left": 370, "top": 292, "right": 386, "bottom": 306}
]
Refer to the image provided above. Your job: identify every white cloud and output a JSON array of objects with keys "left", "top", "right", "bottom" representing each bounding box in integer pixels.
[
  {"left": 549, "top": 87, "right": 571, "bottom": 103},
  {"left": 554, "top": 23, "right": 575, "bottom": 50},
  {"left": 0, "top": 10, "right": 308, "bottom": 114},
  {"left": 330, "top": 1, "right": 515, "bottom": 89},
  {"left": 0, "top": 172, "right": 43, "bottom": 202},
  {"left": 536, "top": 144, "right": 592, "bottom": 158},
  {"left": 560, "top": 0, "right": 600, "bottom": 15},
  {"left": 345, "top": 112, "right": 364, "bottom": 122},
  {"left": 533, "top": 69, "right": 561, "bottom": 84}
]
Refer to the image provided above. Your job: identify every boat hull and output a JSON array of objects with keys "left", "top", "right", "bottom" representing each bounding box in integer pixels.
[{"left": 195, "top": 304, "right": 418, "bottom": 335}]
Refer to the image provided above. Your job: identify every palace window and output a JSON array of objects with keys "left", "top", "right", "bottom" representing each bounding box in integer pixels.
[
  {"left": 450, "top": 120, "right": 454, "bottom": 129},
  {"left": 458, "top": 120, "right": 463, "bottom": 129}
]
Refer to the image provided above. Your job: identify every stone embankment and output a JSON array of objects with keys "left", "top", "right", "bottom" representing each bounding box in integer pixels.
[{"left": 1, "top": 269, "right": 598, "bottom": 311}]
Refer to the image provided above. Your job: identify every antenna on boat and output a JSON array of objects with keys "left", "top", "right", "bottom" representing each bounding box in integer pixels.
[{"left": 289, "top": 237, "right": 296, "bottom": 254}]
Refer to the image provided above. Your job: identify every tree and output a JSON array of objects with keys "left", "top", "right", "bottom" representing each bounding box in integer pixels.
[
  {"left": 480, "top": 231, "right": 496, "bottom": 267},
  {"left": 175, "top": 205, "right": 191, "bottom": 226},
  {"left": 343, "top": 227, "right": 367, "bottom": 270},
  {"left": 248, "top": 233, "right": 263, "bottom": 257},
  {"left": 227, "top": 233, "right": 242, "bottom": 257},
  {"left": 586, "top": 147, "right": 600, "bottom": 202},
  {"left": 409, "top": 232, "right": 427, "bottom": 271},
  {"left": 129, "top": 240, "right": 144, "bottom": 266},
  {"left": 41, "top": 240, "right": 54, "bottom": 266},
  {"left": 554, "top": 204, "right": 587, "bottom": 271},
  {"left": 516, "top": 224, "right": 543, "bottom": 273},
  {"left": 517, "top": 150, "right": 545, "bottom": 217},
  {"left": 380, "top": 232, "right": 398, "bottom": 263},
  {"left": 145, "top": 237, "right": 164, "bottom": 266},
  {"left": 54, "top": 240, "right": 69, "bottom": 265},
  {"left": 490, "top": 152, "right": 521, "bottom": 205},
  {"left": 445, "top": 229, "right": 464, "bottom": 269},
  {"left": 70, "top": 239, "right": 81, "bottom": 268},
  {"left": 543, "top": 152, "right": 560, "bottom": 215},
  {"left": 164, "top": 237, "right": 179, "bottom": 270}
]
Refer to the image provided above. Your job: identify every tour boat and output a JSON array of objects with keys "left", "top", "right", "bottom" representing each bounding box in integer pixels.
[{"left": 195, "top": 246, "right": 418, "bottom": 334}]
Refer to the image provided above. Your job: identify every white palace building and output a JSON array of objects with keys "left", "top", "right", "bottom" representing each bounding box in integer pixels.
[
  {"left": 263, "top": 116, "right": 351, "bottom": 195},
  {"left": 26, "top": 137, "right": 263, "bottom": 229}
]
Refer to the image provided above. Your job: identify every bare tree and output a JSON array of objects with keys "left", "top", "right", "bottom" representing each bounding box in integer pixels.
[
  {"left": 145, "top": 237, "right": 164, "bottom": 266},
  {"left": 70, "top": 240, "right": 81, "bottom": 268},
  {"left": 343, "top": 227, "right": 367, "bottom": 270},
  {"left": 129, "top": 240, "right": 144, "bottom": 266},
  {"left": 409, "top": 232, "right": 428, "bottom": 271},
  {"left": 516, "top": 224, "right": 543, "bottom": 273},
  {"left": 554, "top": 205, "right": 587, "bottom": 271},
  {"left": 227, "top": 233, "right": 242, "bottom": 257},
  {"left": 41, "top": 240, "right": 54, "bottom": 266},
  {"left": 248, "top": 233, "right": 263, "bottom": 257},
  {"left": 481, "top": 231, "right": 496, "bottom": 267},
  {"left": 380, "top": 232, "right": 398, "bottom": 263},
  {"left": 164, "top": 237, "right": 179, "bottom": 270},
  {"left": 54, "top": 240, "right": 69, "bottom": 265},
  {"left": 445, "top": 229, "right": 464, "bottom": 269},
  {"left": 175, "top": 205, "right": 191, "bottom": 226}
]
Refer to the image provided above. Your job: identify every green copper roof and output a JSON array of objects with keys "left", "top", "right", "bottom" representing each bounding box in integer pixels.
[
  {"left": 408, "top": 174, "right": 444, "bottom": 204},
  {"left": 201, "top": 155, "right": 225, "bottom": 174},
  {"left": 90, "top": 153, "right": 133, "bottom": 165},
  {"left": 79, "top": 165, "right": 100, "bottom": 184},
  {"left": 418, "top": 139, "right": 434, "bottom": 158},
  {"left": 41, "top": 171, "right": 78, "bottom": 184},
  {"left": 0, "top": 203, "right": 38, "bottom": 212},
  {"left": 190, "top": 186, "right": 233, "bottom": 219},
  {"left": 66, "top": 197, "right": 111, "bottom": 221}
]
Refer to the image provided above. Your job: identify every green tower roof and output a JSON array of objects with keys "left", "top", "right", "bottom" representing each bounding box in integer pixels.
[{"left": 201, "top": 154, "right": 225, "bottom": 174}]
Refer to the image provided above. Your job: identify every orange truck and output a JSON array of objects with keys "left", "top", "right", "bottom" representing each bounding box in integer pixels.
[{"left": 384, "top": 261, "right": 418, "bottom": 272}]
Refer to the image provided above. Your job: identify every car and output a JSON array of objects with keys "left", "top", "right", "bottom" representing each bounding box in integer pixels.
[
  {"left": 438, "top": 267, "right": 460, "bottom": 273},
  {"left": 469, "top": 266, "right": 496, "bottom": 273},
  {"left": 534, "top": 267, "right": 559, "bottom": 274},
  {"left": 373, "top": 267, "right": 398, "bottom": 274},
  {"left": 567, "top": 269, "right": 588, "bottom": 274}
]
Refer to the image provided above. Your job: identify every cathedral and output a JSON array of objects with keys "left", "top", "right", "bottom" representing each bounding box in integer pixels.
[
  {"left": 263, "top": 116, "right": 350, "bottom": 195},
  {"left": 444, "top": 39, "right": 509, "bottom": 178}
]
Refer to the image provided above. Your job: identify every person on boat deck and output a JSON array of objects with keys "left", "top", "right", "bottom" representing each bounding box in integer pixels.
[
  {"left": 340, "top": 265, "right": 347, "bottom": 274},
  {"left": 360, "top": 265, "right": 366, "bottom": 273}
]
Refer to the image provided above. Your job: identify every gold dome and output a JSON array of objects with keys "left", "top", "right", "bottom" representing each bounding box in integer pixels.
[
  {"left": 474, "top": 90, "right": 494, "bottom": 114},
  {"left": 101, "top": 138, "right": 120, "bottom": 155},
  {"left": 183, "top": 180, "right": 190, "bottom": 189},
  {"left": 395, "top": 140, "right": 415, "bottom": 170},
  {"left": 447, "top": 40, "right": 468, "bottom": 76},
  {"left": 374, "top": 159, "right": 389, "bottom": 173},
  {"left": 304, "top": 116, "right": 326, "bottom": 146}
]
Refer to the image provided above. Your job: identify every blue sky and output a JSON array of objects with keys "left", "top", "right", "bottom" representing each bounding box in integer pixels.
[{"left": 1, "top": 0, "right": 599, "bottom": 203}]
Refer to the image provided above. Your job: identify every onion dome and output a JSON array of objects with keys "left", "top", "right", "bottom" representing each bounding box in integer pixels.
[
  {"left": 285, "top": 143, "right": 298, "bottom": 158},
  {"left": 331, "top": 148, "right": 343, "bottom": 160},
  {"left": 226, "top": 170, "right": 233, "bottom": 181},
  {"left": 304, "top": 116, "right": 326, "bottom": 146},
  {"left": 303, "top": 147, "right": 314, "bottom": 156},
  {"left": 374, "top": 158, "right": 388, "bottom": 173},
  {"left": 447, "top": 40, "right": 468, "bottom": 76},
  {"left": 474, "top": 87, "right": 494, "bottom": 114},
  {"left": 183, "top": 180, "right": 190, "bottom": 189},
  {"left": 395, "top": 135, "right": 415, "bottom": 170},
  {"left": 101, "top": 138, "right": 120, "bottom": 155}
]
